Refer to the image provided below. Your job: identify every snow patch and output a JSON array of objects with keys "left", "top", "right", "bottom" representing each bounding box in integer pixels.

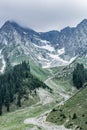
[
  {"left": 38, "top": 56, "right": 49, "bottom": 62},
  {"left": 4, "top": 39, "right": 8, "bottom": 45},
  {"left": 41, "top": 44, "right": 55, "bottom": 52},
  {"left": 39, "top": 39, "right": 50, "bottom": 44},
  {"left": 42, "top": 63, "right": 52, "bottom": 69},
  {"left": 23, "top": 32, "right": 27, "bottom": 34},
  {"left": 0, "top": 49, "right": 6, "bottom": 73},
  {"left": 58, "top": 48, "right": 65, "bottom": 55},
  {"left": 33, "top": 43, "right": 55, "bottom": 52},
  {"left": 11, "top": 62, "right": 19, "bottom": 66},
  {"left": 43, "top": 54, "right": 77, "bottom": 68},
  {"left": 69, "top": 56, "right": 77, "bottom": 63}
]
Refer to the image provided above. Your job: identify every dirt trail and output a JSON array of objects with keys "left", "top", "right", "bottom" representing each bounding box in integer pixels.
[
  {"left": 24, "top": 82, "right": 70, "bottom": 130},
  {"left": 24, "top": 68, "right": 71, "bottom": 130},
  {"left": 24, "top": 110, "right": 71, "bottom": 130}
]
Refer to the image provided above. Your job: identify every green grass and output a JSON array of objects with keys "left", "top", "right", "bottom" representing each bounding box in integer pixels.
[
  {"left": 76, "top": 56, "right": 87, "bottom": 67},
  {"left": 47, "top": 86, "right": 87, "bottom": 130},
  {"left": 0, "top": 106, "right": 37, "bottom": 130},
  {"left": 2, "top": 52, "right": 84, "bottom": 130},
  {"left": 0, "top": 101, "right": 55, "bottom": 130},
  {"left": 10, "top": 55, "right": 51, "bottom": 82},
  {"left": 2, "top": 93, "right": 39, "bottom": 113},
  {"left": 52, "top": 76, "right": 76, "bottom": 94},
  {"left": 72, "top": 56, "right": 87, "bottom": 68},
  {"left": 50, "top": 66, "right": 66, "bottom": 75},
  {"left": 11, "top": 55, "right": 29, "bottom": 64},
  {"left": 30, "top": 61, "right": 51, "bottom": 81},
  {"left": 46, "top": 64, "right": 76, "bottom": 95}
]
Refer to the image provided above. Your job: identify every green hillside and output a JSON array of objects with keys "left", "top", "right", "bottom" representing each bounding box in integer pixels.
[
  {"left": 47, "top": 86, "right": 87, "bottom": 130},
  {"left": 5, "top": 54, "right": 51, "bottom": 82},
  {"left": 30, "top": 61, "right": 51, "bottom": 81}
]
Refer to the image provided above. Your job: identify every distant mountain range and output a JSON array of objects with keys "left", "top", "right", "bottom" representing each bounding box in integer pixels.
[{"left": 0, "top": 19, "right": 87, "bottom": 71}]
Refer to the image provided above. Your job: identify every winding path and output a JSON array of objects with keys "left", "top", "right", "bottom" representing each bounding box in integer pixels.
[
  {"left": 24, "top": 109, "right": 71, "bottom": 130},
  {"left": 24, "top": 66, "right": 71, "bottom": 130}
]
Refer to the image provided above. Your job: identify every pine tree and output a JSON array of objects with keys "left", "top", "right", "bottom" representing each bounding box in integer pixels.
[
  {"left": 5, "top": 88, "right": 10, "bottom": 112},
  {"left": 0, "top": 90, "right": 2, "bottom": 115},
  {"left": 73, "top": 63, "right": 85, "bottom": 89},
  {"left": 72, "top": 113, "right": 77, "bottom": 119},
  {"left": 17, "top": 91, "right": 21, "bottom": 107}
]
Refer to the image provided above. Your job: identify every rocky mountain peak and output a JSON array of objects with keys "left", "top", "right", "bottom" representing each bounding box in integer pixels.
[
  {"left": 1, "top": 20, "right": 15, "bottom": 31},
  {"left": 0, "top": 19, "right": 87, "bottom": 68},
  {"left": 77, "top": 19, "right": 87, "bottom": 28}
]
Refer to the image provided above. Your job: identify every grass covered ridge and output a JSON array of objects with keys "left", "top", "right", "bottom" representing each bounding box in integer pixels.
[{"left": 47, "top": 86, "right": 87, "bottom": 130}]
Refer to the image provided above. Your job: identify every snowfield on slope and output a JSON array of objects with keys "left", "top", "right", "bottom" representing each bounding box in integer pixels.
[
  {"left": 43, "top": 55, "right": 77, "bottom": 68},
  {"left": 33, "top": 42, "right": 55, "bottom": 52},
  {"left": 57, "top": 48, "right": 65, "bottom": 55},
  {"left": 42, "top": 47, "right": 77, "bottom": 68}
]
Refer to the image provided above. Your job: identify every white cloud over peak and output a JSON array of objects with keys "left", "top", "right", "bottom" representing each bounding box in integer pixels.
[{"left": 0, "top": 0, "right": 87, "bottom": 31}]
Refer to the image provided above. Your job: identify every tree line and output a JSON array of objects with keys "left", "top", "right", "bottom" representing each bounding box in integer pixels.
[{"left": 0, "top": 61, "right": 48, "bottom": 115}]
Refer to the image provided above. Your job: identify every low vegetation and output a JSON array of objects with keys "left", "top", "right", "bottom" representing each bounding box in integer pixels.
[
  {"left": 47, "top": 86, "right": 87, "bottom": 130},
  {"left": 0, "top": 103, "right": 51, "bottom": 130},
  {"left": 47, "top": 63, "right": 87, "bottom": 130}
]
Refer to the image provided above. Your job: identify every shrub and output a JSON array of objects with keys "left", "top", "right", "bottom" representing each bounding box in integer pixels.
[{"left": 72, "top": 113, "right": 77, "bottom": 119}]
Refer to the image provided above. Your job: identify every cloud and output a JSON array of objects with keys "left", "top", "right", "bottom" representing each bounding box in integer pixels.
[{"left": 0, "top": 0, "right": 87, "bottom": 31}]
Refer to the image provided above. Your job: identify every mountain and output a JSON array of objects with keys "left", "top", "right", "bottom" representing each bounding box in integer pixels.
[
  {"left": 40, "top": 30, "right": 60, "bottom": 47},
  {"left": 0, "top": 20, "right": 87, "bottom": 130},
  {"left": 41, "top": 19, "right": 87, "bottom": 58},
  {"left": 0, "top": 19, "right": 87, "bottom": 73}
]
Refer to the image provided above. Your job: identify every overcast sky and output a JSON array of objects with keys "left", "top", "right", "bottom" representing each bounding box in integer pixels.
[{"left": 0, "top": 0, "right": 87, "bottom": 32}]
